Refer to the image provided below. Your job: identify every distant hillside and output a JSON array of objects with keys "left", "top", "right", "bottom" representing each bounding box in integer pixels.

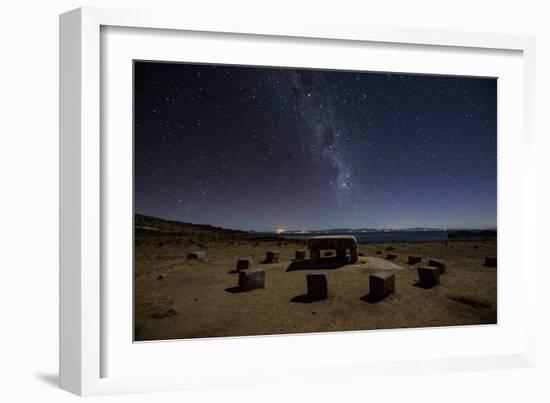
[
  {"left": 134, "top": 213, "right": 246, "bottom": 236},
  {"left": 447, "top": 229, "right": 497, "bottom": 240},
  {"left": 281, "top": 227, "right": 446, "bottom": 234}
]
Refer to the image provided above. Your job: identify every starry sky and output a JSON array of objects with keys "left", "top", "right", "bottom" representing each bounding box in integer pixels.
[{"left": 134, "top": 61, "right": 497, "bottom": 232}]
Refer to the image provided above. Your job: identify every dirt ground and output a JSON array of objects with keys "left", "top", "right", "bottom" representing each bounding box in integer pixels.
[{"left": 134, "top": 230, "right": 497, "bottom": 341}]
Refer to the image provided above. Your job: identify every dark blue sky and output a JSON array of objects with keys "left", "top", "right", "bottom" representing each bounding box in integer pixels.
[{"left": 134, "top": 62, "right": 496, "bottom": 231}]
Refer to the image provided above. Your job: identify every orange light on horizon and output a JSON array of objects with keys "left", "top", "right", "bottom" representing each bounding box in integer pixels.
[{"left": 276, "top": 228, "right": 285, "bottom": 234}]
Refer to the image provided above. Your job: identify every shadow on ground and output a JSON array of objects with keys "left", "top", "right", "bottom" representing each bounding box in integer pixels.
[
  {"left": 360, "top": 293, "right": 386, "bottom": 304},
  {"left": 225, "top": 286, "right": 245, "bottom": 294},
  {"left": 412, "top": 281, "right": 440, "bottom": 289},
  {"left": 290, "top": 294, "right": 327, "bottom": 303},
  {"left": 286, "top": 257, "right": 349, "bottom": 272}
]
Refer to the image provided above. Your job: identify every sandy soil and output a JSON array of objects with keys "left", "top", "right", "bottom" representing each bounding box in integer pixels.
[{"left": 134, "top": 226, "right": 497, "bottom": 341}]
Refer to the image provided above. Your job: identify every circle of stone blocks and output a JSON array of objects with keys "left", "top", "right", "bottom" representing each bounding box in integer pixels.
[
  {"left": 484, "top": 256, "right": 497, "bottom": 267},
  {"left": 238, "top": 269, "right": 265, "bottom": 291},
  {"left": 265, "top": 251, "right": 280, "bottom": 263},
  {"left": 386, "top": 253, "right": 397, "bottom": 260},
  {"left": 187, "top": 251, "right": 206, "bottom": 260},
  {"left": 306, "top": 273, "right": 328, "bottom": 300},
  {"left": 369, "top": 272, "right": 395, "bottom": 300},
  {"left": 236, "top": 257, "right": 253, "bottom": 272},
  {"left": 417, "top": 266, "right": 440, "bottom": 288},
  {"left": 295, "top": 250, "right": 306, "bottom": 260},
  {"left": 408, "top": 255, "right": 421, "bottom": 264},
  {"left": 428, "top": 258, "right": 446, "bottom": 274}
]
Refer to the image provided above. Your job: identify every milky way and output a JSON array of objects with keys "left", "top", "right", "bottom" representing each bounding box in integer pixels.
[{"left": 134, "top": 62, "right": 497, "bottom": 231}]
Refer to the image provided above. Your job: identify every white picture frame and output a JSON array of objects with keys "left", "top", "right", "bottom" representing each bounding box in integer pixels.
[{"left": 60, "top": 6, "right": 537, "bottom": 396}]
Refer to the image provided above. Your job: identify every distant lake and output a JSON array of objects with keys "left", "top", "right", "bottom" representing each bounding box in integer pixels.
[{"left": 281, "top": 230, "right": 449, "bottom": 243}]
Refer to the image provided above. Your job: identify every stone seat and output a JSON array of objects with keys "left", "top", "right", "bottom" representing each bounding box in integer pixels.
[
  {"left": 408, "top": 255, "right": 421, "bottom": 264},
  {"left": 238, "top": 269, "right": 265, "bottom": 291},
  {"left": 428, "top": 258, "right": 446, "bottom": 274},
  {"left": 187, "top": 251, "right": 206, "bottom": 260},
  {"left": 236, "top": 257, "right": 253, "bottom": 271},
  {"left": 417, "top": 266, "right": 440, "bottom": 288},
  {"left": 264, "top": 251, "right": 280, "bottom": 263},
  {"left": 306, "top": 273, "right": 328, "bottom": 300},
  {"left": 369, "top": 272, "right": 395, "bottom": 300}
]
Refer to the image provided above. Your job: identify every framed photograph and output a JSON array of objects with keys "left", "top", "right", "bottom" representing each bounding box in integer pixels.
[{"left": 60, "top": 6, "right": 537, "bottom": 396}]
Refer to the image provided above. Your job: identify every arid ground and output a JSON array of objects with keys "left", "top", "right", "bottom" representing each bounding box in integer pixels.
[{"left": 134, "top": 214, "right": 497, "bottom": 341}]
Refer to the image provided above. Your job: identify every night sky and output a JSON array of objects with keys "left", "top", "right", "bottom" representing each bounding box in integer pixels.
[{"left": 134, "top": 61, "right": 496, "bottom": 232}]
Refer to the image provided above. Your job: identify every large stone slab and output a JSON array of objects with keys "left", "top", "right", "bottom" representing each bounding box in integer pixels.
[
  {"left": 350, "top": 247, "right": 358, "bottom": 263},
  {"left": 307, "top": 235, "right": 358, "bottom": 250},
  {"left": 428, "top": 258, "right": 446, "bottom": 274},
  {"left": 306, "top": 273, "right": 328, "bottom": 300},
  {"left": 336, "top": 249, "right": 347, "bottom": 259},
  {"left": 417, "top": 266, "right": 440, "bottom": 288},
  {"left": 369, "top": 272, "right": 395, "bottom": 300},
  {"left": 238, "top": 269, "right": 265, "bottom": 291},
  {"left": 187, "top": 251, "right": 206, "bottom": 260}
]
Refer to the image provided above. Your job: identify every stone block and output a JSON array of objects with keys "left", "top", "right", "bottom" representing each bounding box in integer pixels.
[
  {"left": 236, "top": 257, "right": 252, "bottom": 271},
  {"left": 187, "top": 251, "right": 206, "bottom": 260},
  {"left": 428, "top": 258, "right": 446, "bottom": 274},
  {"left": 306, "top": 273, "right": 328, "bottom": 299},
  {"left": 265, "top": 251, "right": 280, "bottom": 263},
  {"left": 418, "top": 266, "right": 440, "bottom": 288},
  {"left": 295, "top": 250, "right": 306, "bottom": 260},
  {"left": 408, "top": 255, "right": 421, "bottom": 264},
  {"left": 369, "top": 272, "right": 395, "bottom": 300},
  {"left": 238, "top": 269, "right": 265, "bottom": 291},
  {"left": 386, "top": 253, "right": 397, "bottom": 260}
]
